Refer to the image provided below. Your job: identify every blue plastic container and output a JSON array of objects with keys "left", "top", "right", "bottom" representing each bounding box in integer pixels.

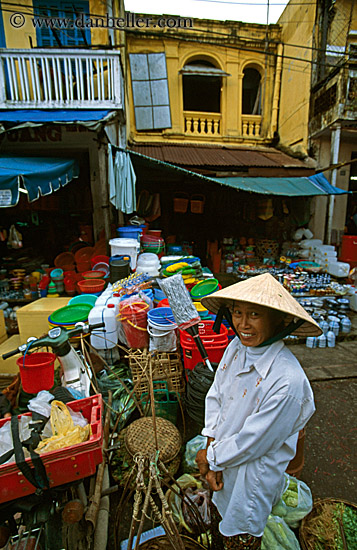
[
  {"left": 147, "top": 307, "right": 175, "bottom": 325},
  {"left": 153, "top": 288, "right": 166, "bottom": 303},
  {"left": 142, "top": 288, "right": 154, "bottom": 302},
  {"left": 116, "top": 226, "right": 143, "bottom": 240}
]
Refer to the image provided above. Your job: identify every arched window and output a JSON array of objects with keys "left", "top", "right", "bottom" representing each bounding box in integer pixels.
[
  {"left": 242, "top": 68, "right": 262, "bottom": 115},
  {"left": 182, "top": 60, "right": 222, "bottom": 113}
]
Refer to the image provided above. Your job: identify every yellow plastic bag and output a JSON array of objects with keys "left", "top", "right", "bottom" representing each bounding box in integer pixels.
[{"left": 35, "top": 400, "right": 91, "bottom": 454}]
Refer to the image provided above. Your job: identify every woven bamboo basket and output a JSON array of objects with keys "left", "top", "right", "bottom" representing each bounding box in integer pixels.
[
  {"left": 125, "top": 417, "right": 182, "bottom": 463},
  {"left": 255, "top": 239, "right": 279, "bottom": 259},
  {"left": 128, "top": 349, "right": 185, "bottom": 399},
  {"left": 110, "top": 427, "right": 181, "bottom": 489},
  {"left": 138, "top": 535, "right": 206, "bottom": 549},
  {"left": 299, "top": 497, "right": 357, "bottom": 550}
]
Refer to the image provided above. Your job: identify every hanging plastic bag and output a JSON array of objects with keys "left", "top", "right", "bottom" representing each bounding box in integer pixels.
[
  {"left": 271, "top": 473, "right": 313, "bottom": 528},
  {"left": 183, "top": 435, "right": 207, "bottom": 473},
  {"left": 35, "top": 400, "right": 91, "bottom": 454},
  {"left": 0, "top": 416, "right": 32, "bottom": 464},
  {"left": 8, "top": 224, "right": 22, "bottom": 249},
  {"left": 166, "top": 474, "right": 210, "bottom": 533},
  {"left": 261, "top": 514, "right": 301, "bottom": 550}
]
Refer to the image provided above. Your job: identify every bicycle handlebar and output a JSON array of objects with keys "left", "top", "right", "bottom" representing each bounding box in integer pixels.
[{"left": 1, "top": 322, "right": 105, "bottom": 360}]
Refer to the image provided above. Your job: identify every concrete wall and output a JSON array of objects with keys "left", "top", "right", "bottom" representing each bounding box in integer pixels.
[
  {"left": 277, "top": 0, "right": 315, "bottom": 157},
  {"left": 126, "top": 17, "right": 282, "bottom": 146}
]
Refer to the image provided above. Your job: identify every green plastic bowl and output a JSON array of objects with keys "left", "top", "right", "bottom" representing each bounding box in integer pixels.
[
  {"left": 68, "top": 294, "right": 98, "bottom": 308},
  {"left": 190, "top": 278, "right": 219, "bottom": 299},
  {"left": 48, "top": 304, "right": 92, "bottom": 325}
]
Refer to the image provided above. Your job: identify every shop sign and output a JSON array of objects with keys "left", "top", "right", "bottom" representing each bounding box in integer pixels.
[
  {"left": 0, "top": 127, "right": 62, "bottom": 144},
  {"left": 0, "top": 189, "right": 13, "bottom": 206}
]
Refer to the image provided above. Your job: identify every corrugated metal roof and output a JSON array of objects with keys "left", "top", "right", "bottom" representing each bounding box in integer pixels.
[{"left": 129, "top": 144, "right": 307, "bottom": 169}]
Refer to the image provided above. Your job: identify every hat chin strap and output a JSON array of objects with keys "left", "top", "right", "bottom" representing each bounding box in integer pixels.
[{"left": 213, "top": 307, "right": 305, "bottom": 348}]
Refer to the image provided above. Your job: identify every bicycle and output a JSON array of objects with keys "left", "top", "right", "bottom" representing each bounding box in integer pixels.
[{"left": 0, "top": 322, "right": 111, "bottom": 550}]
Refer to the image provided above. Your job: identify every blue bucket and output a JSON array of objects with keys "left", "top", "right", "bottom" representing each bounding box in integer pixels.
[
  {"left": 116, "top": 226, "right": 142, "bottom": 240},
  {"left": 148, "top": 307, "right": 175, "bottom": 326}
]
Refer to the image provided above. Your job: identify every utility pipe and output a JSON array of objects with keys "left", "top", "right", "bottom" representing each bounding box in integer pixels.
[
  {"left": 326, "top": 124, "right": 341, "bottom": 245},
  {"left": 270, "top": 43, "right": 283, "bottom": 138}
]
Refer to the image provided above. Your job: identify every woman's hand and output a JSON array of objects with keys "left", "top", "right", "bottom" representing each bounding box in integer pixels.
[
  {"left": 195, "top": 449, "right": 209, "bottom": 475},
  {"left": 206, "top": 470, "right": 224, "bottom": 491}
]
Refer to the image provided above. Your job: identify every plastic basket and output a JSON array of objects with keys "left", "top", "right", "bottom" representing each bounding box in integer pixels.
[
  {"left": 173, "top": 193, "right": 189, "bottom": 214},
  {"left": 181, "top": 342, "right": 227, "bottom": 371},
  {"left": 0, "top": 394, "right": 103, "bottom": 504},
  {"left": 77, "top": 278, "right": 106, "bottom": 294},
  {"left": 140, "top": 381, "right": 179, "bottom": 424},
  {"left": 128, "top": 349, "right": 185, "bottom": 398},
  {"left": 190, "top": 194, "right": 205, "bottom": 214},
  {"left": 179, "top": 321, "right": 228, "bottom": 346}
]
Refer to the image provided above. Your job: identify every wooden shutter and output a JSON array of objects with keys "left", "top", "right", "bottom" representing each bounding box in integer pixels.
[{"left": 129, "top": 52, "right": 171, "bottom": 130}]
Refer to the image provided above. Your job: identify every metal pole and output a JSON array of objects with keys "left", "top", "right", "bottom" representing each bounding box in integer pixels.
[{"left": 325, "top": 124, "right": 341, "bottom": 245}]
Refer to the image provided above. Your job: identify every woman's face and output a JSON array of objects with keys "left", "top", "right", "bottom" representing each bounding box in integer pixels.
[{"left": 231, "top": 301, "right": 283, "bottom": 347}]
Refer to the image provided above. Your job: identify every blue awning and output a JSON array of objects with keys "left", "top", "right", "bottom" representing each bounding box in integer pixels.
[
  {"left": 0, "top": 156, "right": 79, "bottom": 207},
  {"left": 211, "top": 174, "right": 348, "bottom": 196},
  {"left": 127, "top": 149, "right": 348, "bottom": 197},
  {"left": 0, "top": 109, "right": 112, "bottom": 123}
]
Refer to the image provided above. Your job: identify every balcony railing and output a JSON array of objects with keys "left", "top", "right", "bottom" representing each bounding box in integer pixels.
[
  {"left": 0, "top": 49, "right": 123, "bottom": 109},
  {"left": 241, "top": 115, "right": 262, "bottom": 137},
  {"left": 184, "top": 111, "right": 222, "bottom": 136}
]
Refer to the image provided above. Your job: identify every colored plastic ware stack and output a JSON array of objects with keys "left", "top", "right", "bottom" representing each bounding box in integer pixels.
[
  {"left": 141, "top": 234, "right": 165, "bottom": 255},
  {"left": 77, "top": 279, "right": 106, "bottom": 294},
  {"left": 179, "top": 320, "right": 228, "bottom": 371},
  {"left": 75, "top": 247, "right": 95, "bottom": 272},
  {"left": 0, "top": 394, "right": 103, "bottom": 504},
  {"left": 190, "top": 278, "right": 219, "bottom": 300},
  {"left": 116, "top": 226, "right": 143, "bottom": 240},
  {"left": 54, "top": 251, "right": 76, "bottom": 272}
]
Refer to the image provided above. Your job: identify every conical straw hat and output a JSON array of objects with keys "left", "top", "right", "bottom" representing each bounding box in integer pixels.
[{"left": 201, "top": 273, "right": 322, "bottom": 337}]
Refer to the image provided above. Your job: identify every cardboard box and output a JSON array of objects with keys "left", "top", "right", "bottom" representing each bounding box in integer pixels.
[
  {"left": 0, "top": 334, "right": 22, "bottom": 374},
  {"left": 17, "top": 297, "right": 70, "bottom": 343}
]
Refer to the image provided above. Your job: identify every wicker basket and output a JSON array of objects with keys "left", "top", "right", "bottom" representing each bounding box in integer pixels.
[
  {"left": 138, "top": 535, "right": 206, "bottom": 549},
  {"left": 125, "top": 417, "right": 182, "bottom": 463},
  {"left": 255, "top": 239, "right": 279, "bottom": 259},
  {"left": 110, "top": 428, "right": 180, "bottom": 489},
  {"left": 128, "top": 349, "right": 185, "bottom": 399},
  {"left": 299, "top": 497, "right": 357, "bottom": 550}
]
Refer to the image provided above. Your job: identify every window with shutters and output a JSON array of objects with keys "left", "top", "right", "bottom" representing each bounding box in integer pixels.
[
  {"left": 129, "top": 52, "right": 172, "bottom": 131},
  {"left": 33, "top": 0, "right": 91, "bottom": 47}
]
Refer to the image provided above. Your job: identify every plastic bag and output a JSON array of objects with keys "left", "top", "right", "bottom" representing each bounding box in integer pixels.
[
  {"left": 0, "top": 416, "right": 32, "bottom": 464},
  {"left": 8, "top": 224, "right": 22, "bottom": 249},
  {"left": 272, "top": 473, "right": 313, "bottom": 528},
  {"left": 261, "top": 514, "right": 301, "bottom": 550},
  {"left": 27, "top": 390, "right": 54, "bottom": 418},
  {"left": 166, "top": 474, "right": 211, "bottom": 533},
  {"left": 35, "top": 400, "right": 91, "bottom": 454},
  {"left": 183, "top": 435, "right": 207, "bottom": 473}
]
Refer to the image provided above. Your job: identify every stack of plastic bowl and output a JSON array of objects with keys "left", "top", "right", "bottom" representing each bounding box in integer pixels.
[
  {"left": 50, "top": 268, "right": 64, "bottom": 294},
  {"left": 77, "top": 278, "right": 106, "bottom": 294},
  {"left": 141, "top": 234, "right": 165, "bottom": 255},
  {"left": 190, "top": 279, "right": 219, "bottom": 301},
  {"left": 54, "top": 252, "right": 76, "bottom": 272},
  {"left": 75, "top": 247, "right": 95, "bottom": 272},
  {"left": 82, "top": 270, "right": 106, "bottom": 280},
  {"left": 116, "top": 226, "right": 143, "bottom": 241},
  {"left": 136, "top": 253, "right": 161, "bottom": 277},
  {"left": 48, "top": 303, "right": 93, "bottom": 340}
]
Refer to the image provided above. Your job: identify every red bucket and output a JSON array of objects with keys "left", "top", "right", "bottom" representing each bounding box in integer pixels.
[
  {"left": 119, "top": 301, "right": 149, "bottom": 348},
  {"left": 17, "top": 352, "right": 56, "bottom": 393}
]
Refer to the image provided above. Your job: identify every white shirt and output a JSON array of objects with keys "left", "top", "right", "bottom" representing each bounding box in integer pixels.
[{"left": 202, "top": 338, "right": 315, "bottom": 538}]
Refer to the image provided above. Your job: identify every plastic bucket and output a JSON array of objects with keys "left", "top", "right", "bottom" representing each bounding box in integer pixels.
[
  {"left": 116, "top": 226, "right": 143, "bottom": 240},
  {"left": 109, "top": 238, "right": 139, "bottom": 270},
  {"left": 109, "top": 257, "right": 130, "bottom": 283},
  {"left": 119, "top": 301, "right": 149, "bottom": 348},
  {"left": 17, "top": 352, "right": 56, "bottom": 393}
]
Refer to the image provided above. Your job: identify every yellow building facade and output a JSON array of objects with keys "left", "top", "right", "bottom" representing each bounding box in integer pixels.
[{"left": 125, "top": 18, "right": 282, "bottom": 148}]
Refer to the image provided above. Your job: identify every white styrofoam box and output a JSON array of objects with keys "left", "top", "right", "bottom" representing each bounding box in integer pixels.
[
  {"left": 326, "top": 261, "right": 350, "bottom": 278},
  {"left": 109, "top": 238, "right": 140, "bottom": 270},
  {"left": 349, "top": 293, "right": 357, "bottom": 312}
]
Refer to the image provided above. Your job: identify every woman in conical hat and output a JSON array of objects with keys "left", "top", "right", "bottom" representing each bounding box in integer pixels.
[{"left": 196, "top": 273, "right": 320, "bottom": 549}]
